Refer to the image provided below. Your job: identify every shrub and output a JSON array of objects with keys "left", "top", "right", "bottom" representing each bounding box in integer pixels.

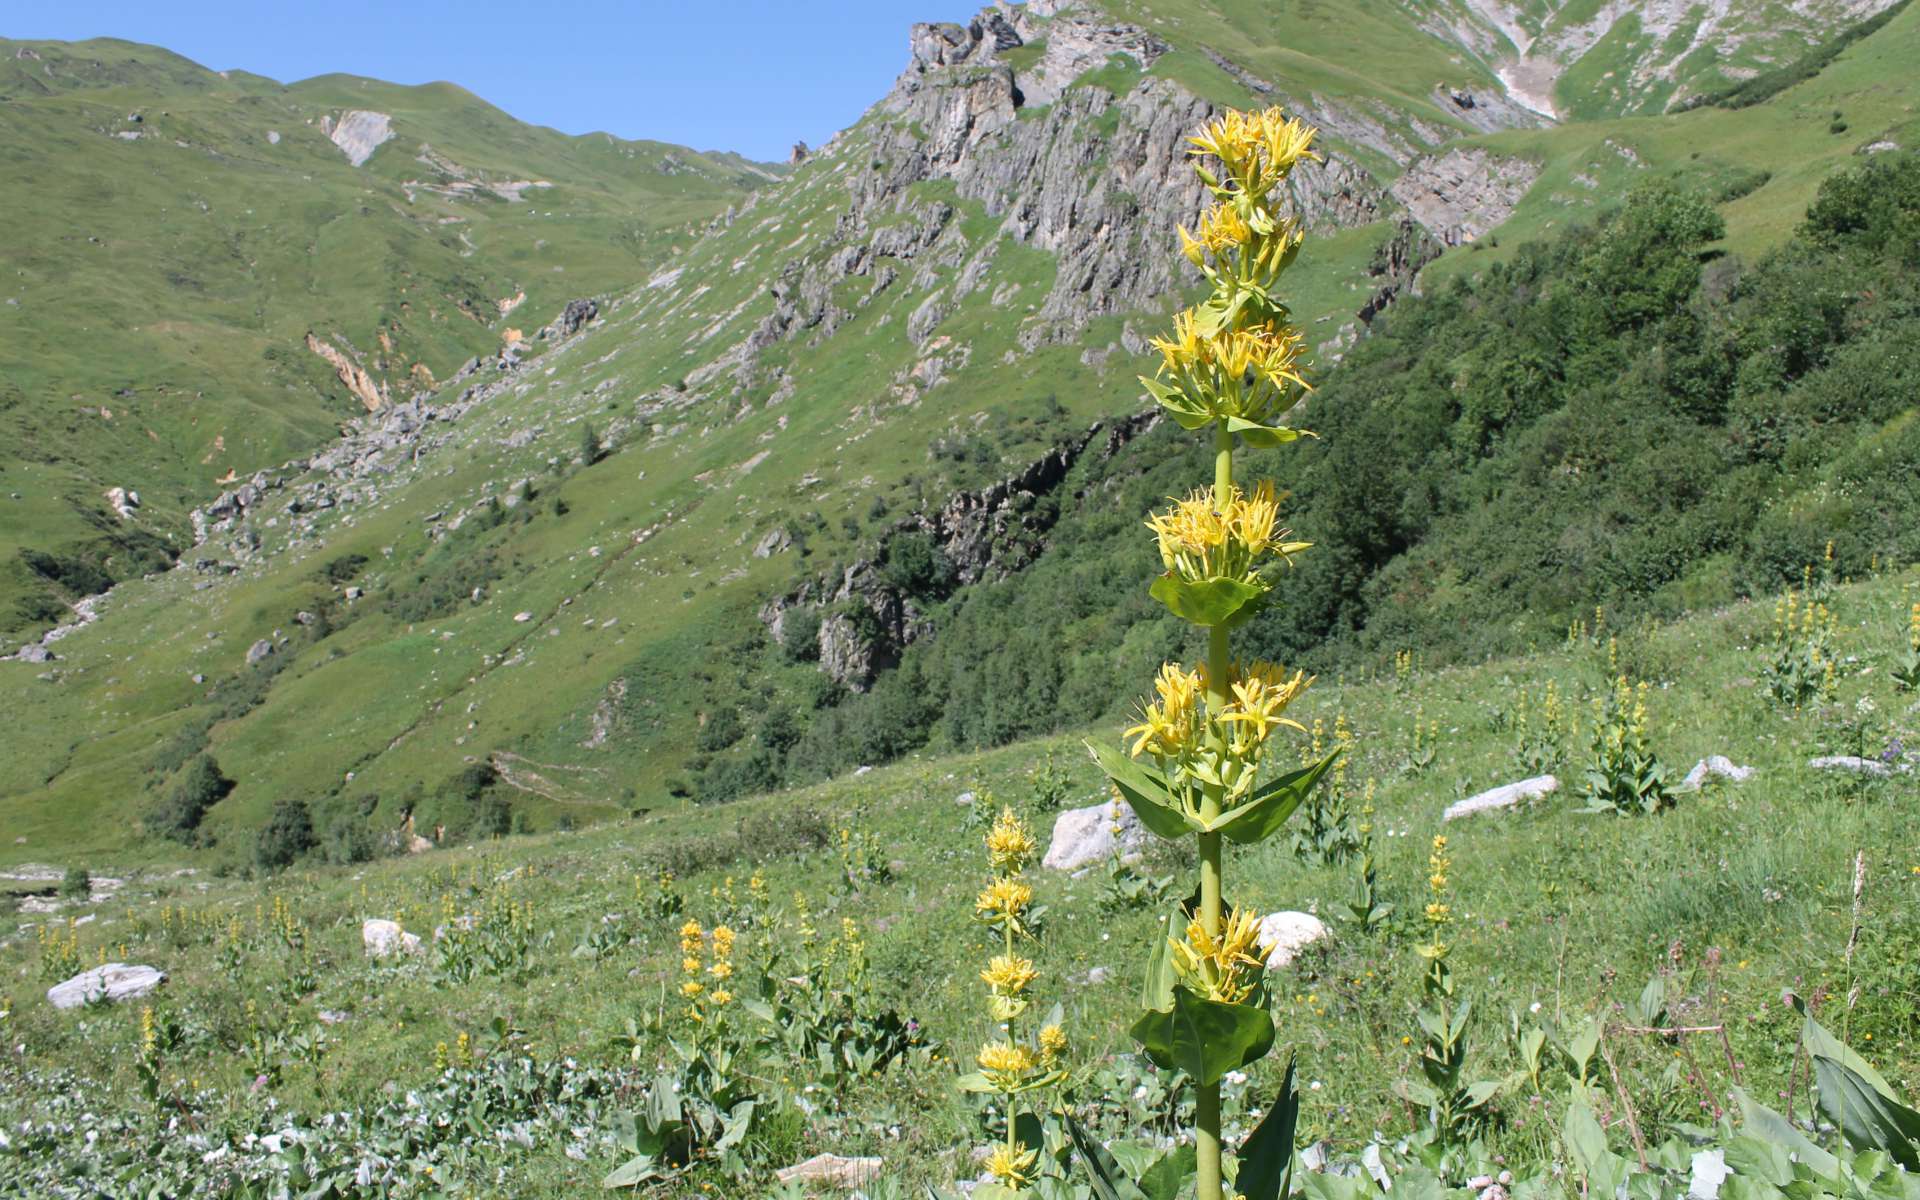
[
  {"left": 880, "top": 530, "right": 956, "bottom": 598},
  {"left": 145, "top": 755, "right": 233, "bottom": 844},
  {"left": 58, "top": 866, "right": 90, "bottom": 901},
  {"left": 780, "top": 606, "right": 822, "bottom": 662},
  {"left": 254, "top": 798, "right": 315, "bottom": 870},
  {"left": 695, "top": 706, "right": 745, "bottom": 753}
]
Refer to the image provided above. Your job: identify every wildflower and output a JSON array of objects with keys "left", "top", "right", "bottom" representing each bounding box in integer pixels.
[
  {"left": 1147, "top": 482, "right": 1306, "bottom": 584},
  {"left": 1186, "top": 106, "right": 1320, "bottom": 203},
  {"left": 1039, "top": 1023, "right": 1068, "bottom": 1064},
  {"left": 1126, "top": 662, "right": 1205, "bottom": 757},
  {"left": 985, "top": 1143, "right": 1041, "bottom": 1189},
  {"left": 981, "top": 954, "right": 1038, "bottom": 996},
  {"left": 1220, "top": 661, "right": 1311, "bottom": 752},
  {"left": 986, "top": 808, "right": 1038, "bottom": 873},
  {"left": 1169, "top": 906, "right": 1270, "bottom": 1004},
  {"left": 975, "top": 876, "right": 1034, "bottom": 925},
  {"left": 978, "top": 1041, "right": 1038, "bottom": 1087},
  {"left": 709, "top": 989, "right": 733, "bottom": 1007}
]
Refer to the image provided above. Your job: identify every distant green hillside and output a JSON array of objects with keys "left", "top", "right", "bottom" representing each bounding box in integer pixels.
[
  {"left": 0, "top": 0, "right": 1913, "bottom": 867},
  {"left": 0, "top": 36, "right": 777, "bottom": 634}
]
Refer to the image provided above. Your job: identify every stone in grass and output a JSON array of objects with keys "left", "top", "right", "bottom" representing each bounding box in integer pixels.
[
  {"left": 1258, "top": 911, "right": 1331, "bottom": 969},
  {"left": 1042, "top": 799, "right": 1144, "bottom": 872},
  {"left": 1679, "top": 756, "right": 1754, "bottom": 791},
  {"left": 362, "top": 918, "right": 423, "bottom": 957},
  {"left": 1442, "top": 774, "right": 1558, "bottom": 822},
  {"left": 48, "top": 963, "right": 166, "bottom": 1009},
  {"left": 1808, "top": 755, "right": 1904, "bottom": 778},
  {"left": 776, "top": 1154, "right": 883, "bottom": 1188}
]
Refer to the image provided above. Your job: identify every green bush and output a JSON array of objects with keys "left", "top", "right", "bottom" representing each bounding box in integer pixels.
[
  {"left": 145, "top": 755, "right": 233, "bottom": 844},
  {"left": 58, "top": 866, "right": 90, "bottom": 900},
  {"left": 254, "top": 798, "right": 315, "bottom": 870}
]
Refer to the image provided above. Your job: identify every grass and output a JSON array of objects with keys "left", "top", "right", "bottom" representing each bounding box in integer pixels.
[{"left": 4, "top": 565, "right": 1916, "bottom": 1192}]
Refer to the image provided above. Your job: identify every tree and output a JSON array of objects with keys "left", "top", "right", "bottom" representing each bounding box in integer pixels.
[
  {"left": 580, "top": 421, "right": 605, "bottom": 465},
  {"left": 145, "top": 754, "right": 233, "bottom": 844}
]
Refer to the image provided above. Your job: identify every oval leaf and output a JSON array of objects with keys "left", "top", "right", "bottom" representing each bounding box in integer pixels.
[
  {"left": 1085, "top": 739, "right": 1198, "bottom": 840},
  {"left": 1235, "top": 1057, "right": 1299, "bottom": 1200},
  {"left": 1130, "top": 986, "right": 1274, "bottom": 1086},
  {"left": 1148, "top": 575, "right": 1267, "bottom": 629},
  {"left": 1205, "top": 750, "right": 1341, "bottom": 845}
]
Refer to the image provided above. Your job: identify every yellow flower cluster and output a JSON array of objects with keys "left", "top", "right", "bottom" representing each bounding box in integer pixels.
[
  {"left": 1422, "top": 835, "right": 1452, "bottom": 959},
  {"left": 975, "top": 876, "right": 1035, "bottom": 930},
  {"left": 1147, "top": 481, "right": 1306, "bottom": 585},
  {"left": 677, "top": 919, "right": 737, "bottom": 1017},
  {"left": 1186, "top": 106, "right": 1320, "bottom": 205},
  {"left": 982, "top": 952, "right": 1038, "bottom": 1021},
  {"left": 1168, "top": 906, "right": 1270, "bottom": 1004},
  {"left": 985, "top": 1143, "right": 1042, "bottom": 1189},
  {"left": 986, "top": 806, "right": 1038, "bottom": 874},
  {"left": 1908, "top": 601, "right": 1919, "bottom": 652},
  {"left": 1150, "top": 314, "right": 1309, "bottom": 399},
  {"left": 1125, "top": 659, "right": 1310, "bottom": 769}
]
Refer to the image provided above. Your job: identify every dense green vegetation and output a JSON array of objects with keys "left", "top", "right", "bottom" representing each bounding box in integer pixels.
[
  {"left": 1682, "top": 0, "right": 1915, "bottom": 110},
  {"left": 692, "top": 152, "right": 1920, "bottom": 792}
]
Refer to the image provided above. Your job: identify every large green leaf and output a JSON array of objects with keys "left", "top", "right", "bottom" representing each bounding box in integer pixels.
[
  {"left": 1139, "top": 377, "right": 1213, "bottom": 430},
  {"left": 1812, "top": 1055, "right": 1920, "bottom": 1168},
  {"left": 1796, "top": 999, "right": 1899, "bottom": 1099},
  {"left": 1139, "top": 911, "right": 1177, "bottom": 1012},
  {"left": 1139, "top": 1145, "right": 1197, "bottom": 1200},
  {"left": 1204, "top": 751, "right": 1341, "bottom": 845},
  {"left": 1235, "top": 1057, "right": 1299, "bottom": 1200},
  {"left": 1130, "top": 985, "right": 1274, "bottom": 1086},
  {"left": 1225, "top": 416, "right": 1308, "bottom": 448},
  {"left": 1085, "top": 739, "right": 1195, "bottom": 840},
  {"left": 1733, "top": 1086, "right": 1838, "bottom": 1176},
  {"left": 1065, "top": 1113, "right": 1152, "bottom": 1200},
  {"left": 1149, "top": 575, "right": 1267, "bottom": 629}
]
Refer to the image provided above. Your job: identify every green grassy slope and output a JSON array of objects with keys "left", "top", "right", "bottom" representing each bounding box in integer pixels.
[
  {"left": 3, "top": 566, "right": 1915, "bottom": 1193},
  {"left": 0, "top": 37, "right": 775, "bottom": 635}
]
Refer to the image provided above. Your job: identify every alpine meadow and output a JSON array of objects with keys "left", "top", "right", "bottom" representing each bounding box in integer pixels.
[{"left": 2, "top": 1, "right": 1919, "bottom": 1198}]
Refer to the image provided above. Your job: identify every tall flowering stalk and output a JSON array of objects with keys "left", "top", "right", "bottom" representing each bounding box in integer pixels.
[
  {"left": 961, "top": 807, "right": 1065, "bottom": 1195},
  {"left": 1081, "top": 106, "right": 1335, "bottom": 1200}
]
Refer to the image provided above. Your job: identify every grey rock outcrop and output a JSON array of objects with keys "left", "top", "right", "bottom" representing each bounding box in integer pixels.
[
  {"left": 48, "top": 963, "right": 166, "bottom": 1009},
  {"left": 245, "top": 639, "right": 275, "bottom": 665},
  {"left": 1391, "top": 148, "right": 1540, "bottom": 246},
  {"left": 362, "top": 918, "right": 423, "bottom": 957},
  {"left": 325, "top": 110, "right": 394, "bottom": 167}
]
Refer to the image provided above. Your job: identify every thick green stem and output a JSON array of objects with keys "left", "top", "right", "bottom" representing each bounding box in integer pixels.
[
  {"left": 1004, "top": 915, "right": 1019, "bottom": 1169},
  {"left": 1196, "top": 419, "right": 1235, "bottom": 1200}
]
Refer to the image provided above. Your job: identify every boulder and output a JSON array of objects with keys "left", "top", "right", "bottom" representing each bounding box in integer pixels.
[
  {"left": 1258, "top": 911, "right": 1331, "bottom": 968},
  {"left": 775, "top": 1154, "right": 883, "bottom": 1189},
  {"left": 245, "top": 639, "right": 275, "bottom": 665},
  {"left": 1443, "top": 774, "right": 1558, "bottom": 821},
  {"left": 1808, "top": 755, "right": 1902, "bottom": 778},
  {"left": 362, "top": 918, "right": 422, "bottom": 957},
  {"left": 48, "top": 963, "right": 165, "bottom": 1009},
  {"left": 1042, "top": 799, "right": 1143, "bottom": 872},
  {"left": 1679, "top": 756, "right": 1754, "bottom": 791},
  {"left": 15, "top": 644, "right": 52, "bottom": 664}
]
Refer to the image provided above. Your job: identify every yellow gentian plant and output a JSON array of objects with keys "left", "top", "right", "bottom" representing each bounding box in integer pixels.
[
  {"left": 1078, "top": 106, "right": 1336, "bottom": 1200},
  {"left": 961, "top": 807, "right": 1065, "bottom": 1196}
]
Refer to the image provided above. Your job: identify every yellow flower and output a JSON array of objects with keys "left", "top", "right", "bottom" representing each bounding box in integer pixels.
[
  {"left": 679, "top": 920, "right": 703, "bottom": 954},
  {"left": 1169, "top": 906, "right": 1269, "bottom": 1004},
  {"left": 986, "top": 808, "right": 1038, "bottom": 873},
  {"left": 711, "top": 925, "right": 736, "bottom": 958},
  {"left": 975, "top": 876, "right": 1035, "bottom": 925},
  {"left": 1219, "top": 661, "right": 1311, "bottom": 752},
  {"left": 1125, "top": 662, "right": 1205, "bottom": 757},
  {"left": 978, "top": 1040, "right": 1038, "bottom": 1089},
  {"left": 680, "top": 979, "right": 704, "bottom": 998},
  {"left": 681, "top": 956, "right": 701, "bottom": 975},
  {"left": 1146, "top": 483, "right": 1306, "bottom": 585},
  {"left": 1424, "top": 902, "right": 1451, "bottom": 926},
  {"left": 709, "top": 988, "right": 733, "bottom": 1007},
  {"left": 981, "top": 954, "right": 1038, "bottom": 996},
  {"left": 985, "top": 1143, "right": 1041, "bottom": 1188},
  {"left": 1039, "top": 1023, "right": 1068, "bottom": 1064},
  {"left": 1187, "top": 107, "right": 1320, "bottom": 203}
]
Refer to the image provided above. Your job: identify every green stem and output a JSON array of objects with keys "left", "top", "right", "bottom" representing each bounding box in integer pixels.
[
  {"left": 1004, "top": 911, "right": 1020, "bottom": 1174},
  {"left": 1196, "top": 419, "right": 1234, "bottom": 1200}
]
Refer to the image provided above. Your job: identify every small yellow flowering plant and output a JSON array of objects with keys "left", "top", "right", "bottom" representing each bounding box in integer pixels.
[
  {"left": 1078, "top": 106, "right": 1333, "bottom": 1200},
  {"left": 959, "top": 807, "right": 1066, "bottom": 1197}
]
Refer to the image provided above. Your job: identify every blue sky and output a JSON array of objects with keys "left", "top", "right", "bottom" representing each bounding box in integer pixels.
[{"left": 6, "top": 1, "right": 986, "bottom": 161}]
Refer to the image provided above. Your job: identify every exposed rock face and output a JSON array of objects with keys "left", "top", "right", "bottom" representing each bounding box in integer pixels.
[
  {"left": 104, "top": 486, "right": 140, "bottom": 520},
  {"left": 48, "top": 963, "right": 165, "bottom": 1009},
  {"left": 1358, "top": 217, "right": 1442, "bottom": 325},
  {"left": 1258, "top": 911, "right": 1331, "bottom": 968},
  {"left": 1042, "top": 798, "right": 1144, "bottom": 872},
  {"left": 745, "top": 3, "right": 1387, "bottom": 364},
  {"left": 325, "top": 110, "right": 394, "bottom": 167},
  {"left": 1443, "top": 773, "right": 1558, "bottom": 821},
  {"left": 306, "top": 333, "right": 387, "bottom": 411},
  {"left": 758, "top": 413, "right": 1157, "bottom": 689},
  {"left": 544, "top": 298, "right": 599, "bottom": 340},
  {"left": 1391, "top": 148, "right": 1540, "bottom": 246}
]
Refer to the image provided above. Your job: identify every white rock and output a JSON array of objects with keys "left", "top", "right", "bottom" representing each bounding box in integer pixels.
[
  {"left": 1443, "top": 774, "right": 1558, "bottom": 821},
  {"left": 1042, "top": 799, "right": 1144, "bottom": 872},
  {"left": 361, "top": 918, "right": 422, "bottom": 957},
  {"left": 776, "top": 1154, "right": 882, "bottom": 1188},
  {"left": 1808, "top": 755, "right": 1901, "bottom": 778},
  {"left": 1258, "top": 911, "right": 1331, "bottom": 968},
  {"left": 48, "top": 963, "right": 165, "bottom": 1009},
  {"left": 1679, "top": 755, "right": 1754, "bottom": 791},
  {"left": 513, "top": 611, "right": 533, "bottom": 623}
]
